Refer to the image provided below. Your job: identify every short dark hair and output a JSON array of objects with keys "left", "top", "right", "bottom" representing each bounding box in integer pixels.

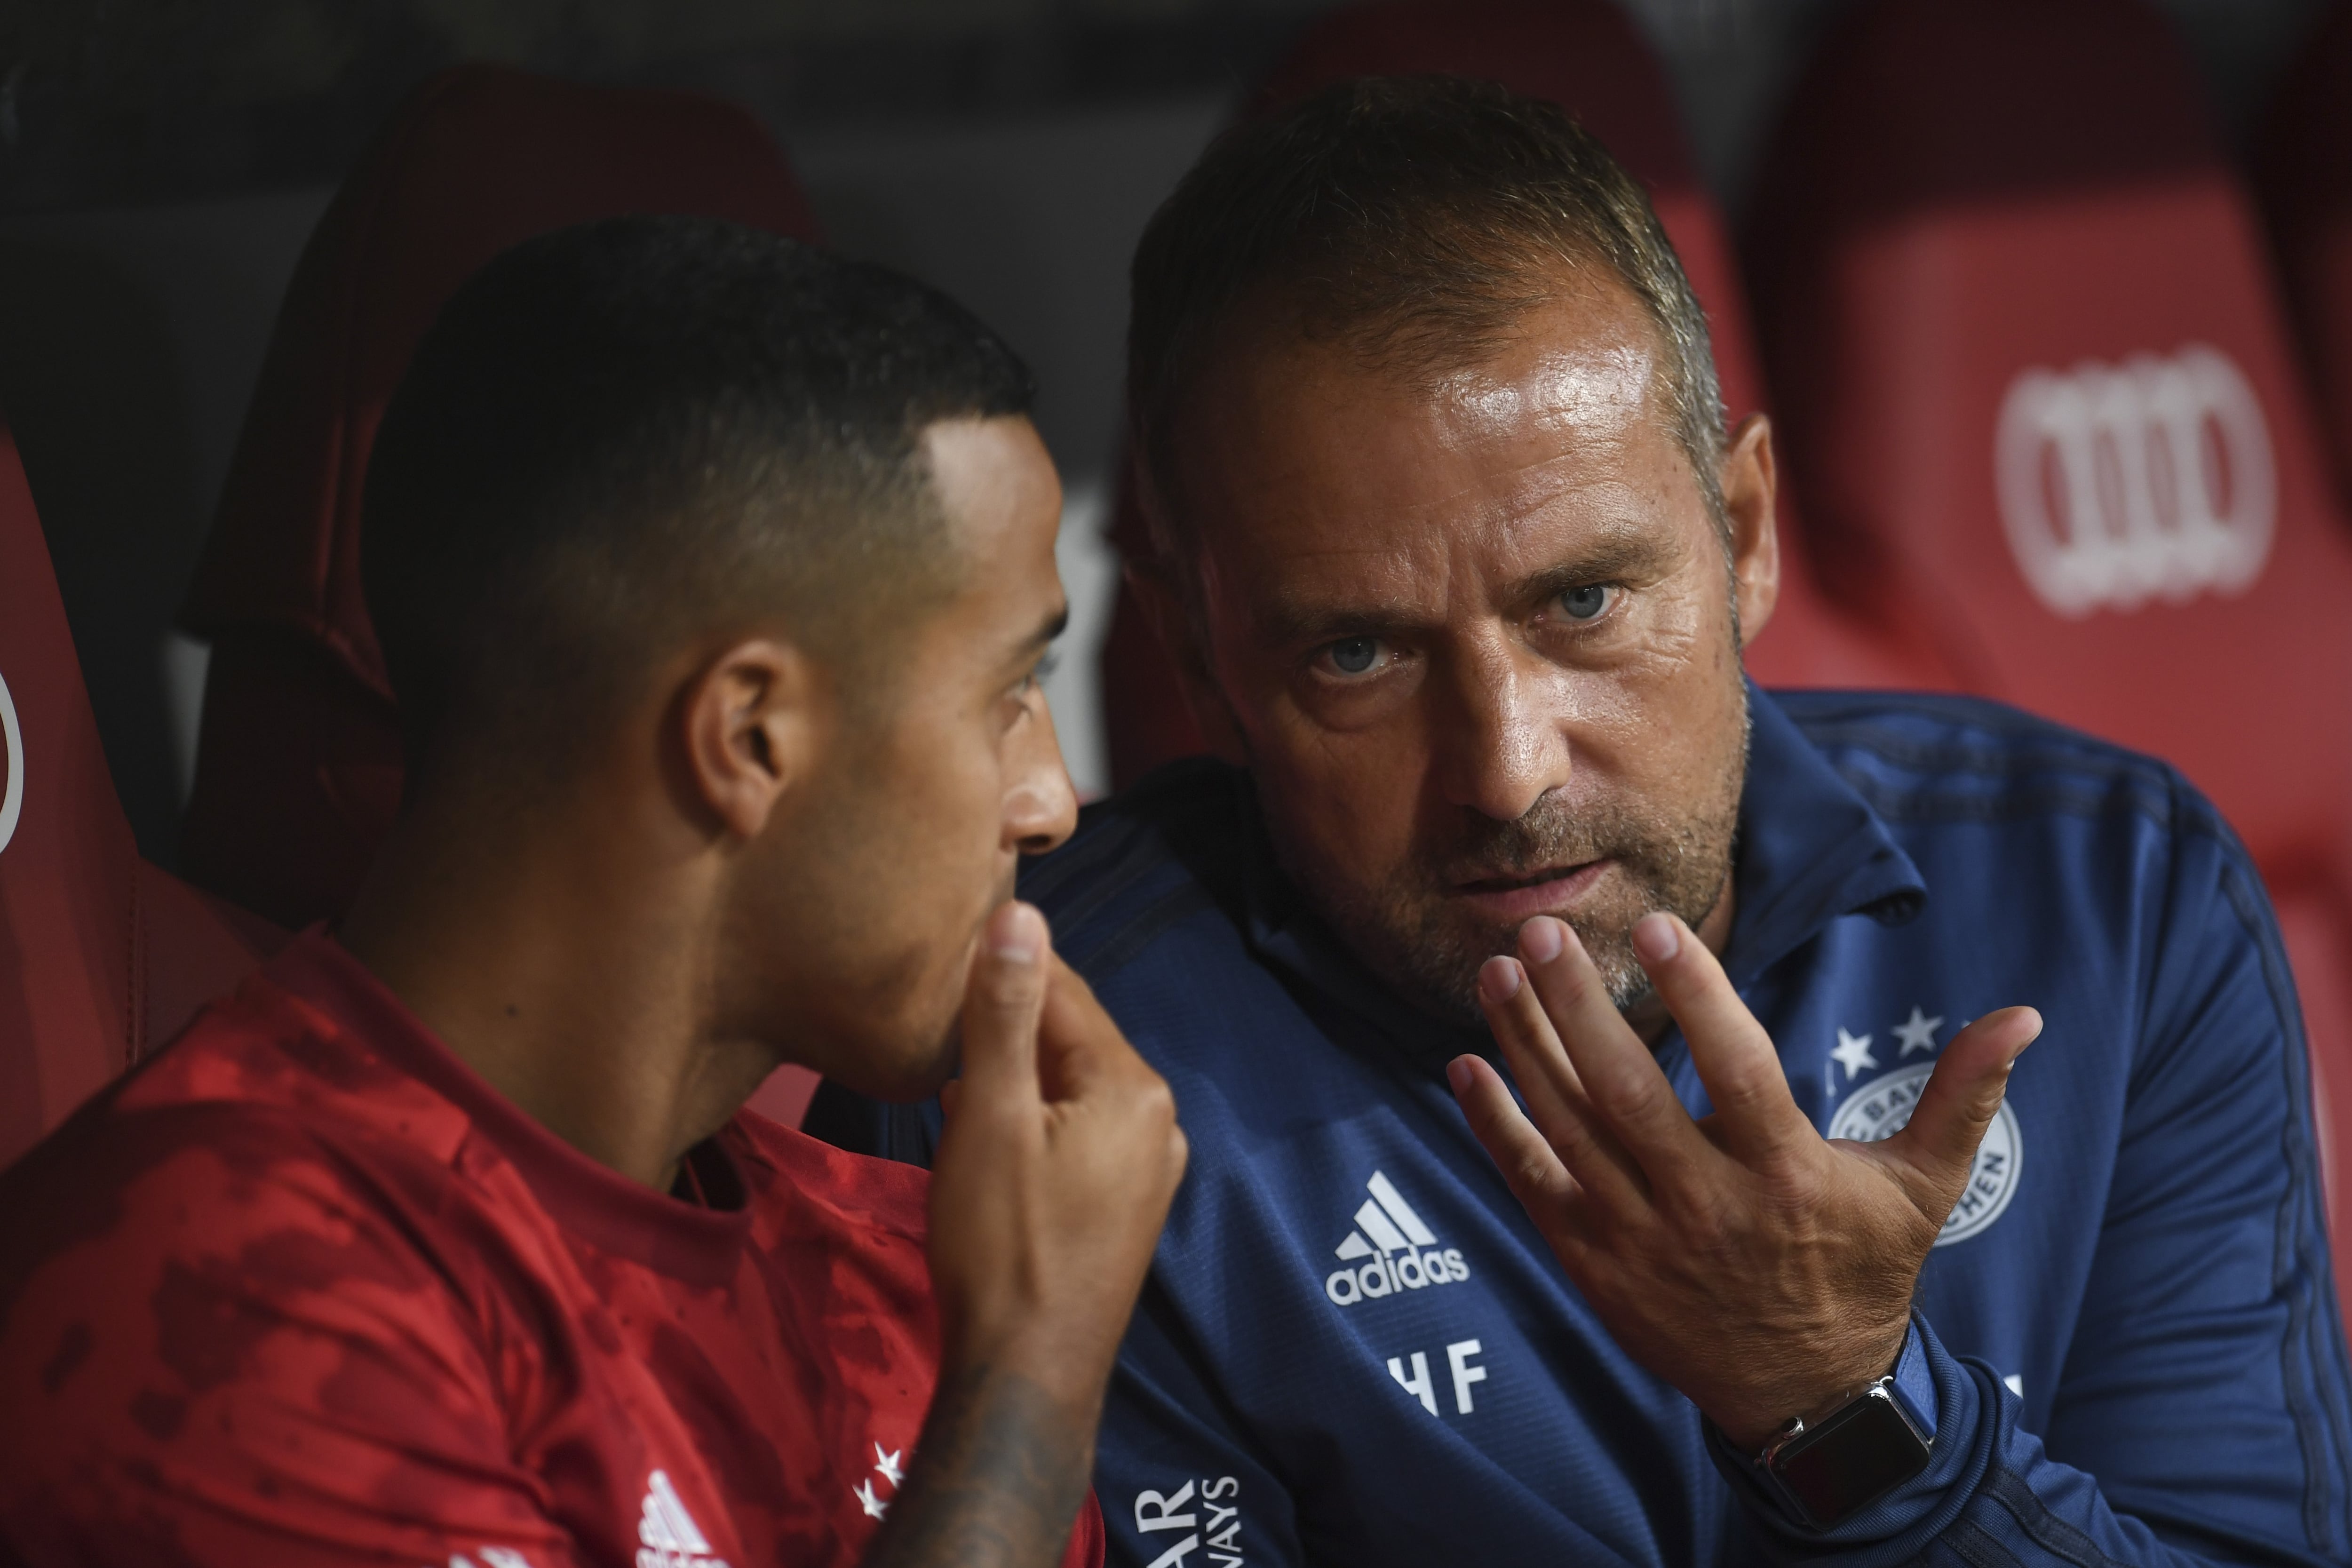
[
  {"left": 1127, "top": 76, "right": 1725, "bottom": 581},
  {"left": 364, "top": 215, "right": 1034, "bottom": 783}
]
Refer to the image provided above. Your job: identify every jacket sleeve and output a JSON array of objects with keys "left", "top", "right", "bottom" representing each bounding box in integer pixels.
[
  {"left": 1094, "top": 1281, "right": 1306, "bottom": 1568},
  {"left": 1715, "top": 815, "right": 2352, "bottom": 1566}
]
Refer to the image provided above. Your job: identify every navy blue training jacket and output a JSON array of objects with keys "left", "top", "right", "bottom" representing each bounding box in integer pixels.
[{"left": 817, "top": 687, "right": 2352, "bottom": 1565}]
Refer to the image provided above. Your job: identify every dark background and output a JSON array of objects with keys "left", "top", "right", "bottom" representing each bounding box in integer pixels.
[{"left": 0, "top": 0, "right": 2330, "bottom": 862}]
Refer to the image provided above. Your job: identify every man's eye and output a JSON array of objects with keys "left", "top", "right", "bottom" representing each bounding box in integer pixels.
[
  {"left": 1325, "top": 637, "right": 1383, "bottom": 676},
  {"left": 1012, "top": 650, "right": 1060, "bottom": 698},
  {"left": 1557, "top": 583, "right": 1615, "bottom": 622}
]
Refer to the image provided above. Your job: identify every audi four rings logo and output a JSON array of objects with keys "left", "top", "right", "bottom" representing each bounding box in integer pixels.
[
  {"left": 0, "top": 669, "right": 21, "bottom": 858},
  {"left": 1994, "top": 343, "right": 2275, "bottom": 618}
]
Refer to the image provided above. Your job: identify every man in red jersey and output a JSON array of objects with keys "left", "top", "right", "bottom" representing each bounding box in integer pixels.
[{"left": 0, "top": 216, "right": 1187, "bottom": 1568}]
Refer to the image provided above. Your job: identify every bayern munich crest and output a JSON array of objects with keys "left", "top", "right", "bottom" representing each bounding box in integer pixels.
[{"left": 1829, "top": 1062, "right": 2022, "bottom": 1246}]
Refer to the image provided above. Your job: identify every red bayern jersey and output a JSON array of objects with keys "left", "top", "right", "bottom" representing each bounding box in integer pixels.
[{"left": 0, "top": 930, "right": 1105, "bottom": 1568}]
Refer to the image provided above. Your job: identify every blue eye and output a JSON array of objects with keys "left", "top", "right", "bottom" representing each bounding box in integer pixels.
[
  {"left": 1559, "top": 584, "right": 1612, "bottom": 621},
  {"left": 1328, "top": 637, "right": 1380, "bottom": 675}
]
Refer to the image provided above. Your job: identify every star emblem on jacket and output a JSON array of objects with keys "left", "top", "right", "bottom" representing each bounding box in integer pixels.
[
  {"left": 1893, "top": 1005, "right": 1944, "bottom": 1056},
  {"left": 1831, "top": 1027, "right": 1878, "bottom": 1079}
]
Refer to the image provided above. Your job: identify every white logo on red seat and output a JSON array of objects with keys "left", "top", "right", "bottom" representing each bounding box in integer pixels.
[
  {"left": 1994, "top": 343, "right": 2274, "bottom": 618},
  {"left": 0, "top": 669, "right": 21, "bottom": 857}
]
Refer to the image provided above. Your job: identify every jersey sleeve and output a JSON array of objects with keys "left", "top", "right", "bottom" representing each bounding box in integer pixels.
[
  {"left": 1093, "top": 1283, "right": 1304, "bottom": 1568},
  {"left": 1713, "top": 813, "right": 2352, "bottom": 1565},
  {"left": 0, "top": 1104, "right": 583, "bottom": 1568}
]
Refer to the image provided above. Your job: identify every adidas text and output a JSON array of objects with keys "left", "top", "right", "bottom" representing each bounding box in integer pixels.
[{"left": 1324, "top": 1170, "right": 1470, "bottom": 1307}]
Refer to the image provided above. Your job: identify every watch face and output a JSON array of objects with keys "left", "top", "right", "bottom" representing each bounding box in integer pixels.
[{"left": 1773, "top": 1387, "right": 1934, "bottom": 1526}]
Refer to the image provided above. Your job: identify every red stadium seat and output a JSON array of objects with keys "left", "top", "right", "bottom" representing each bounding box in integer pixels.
[
  {"left": 1747, "top": 0, "right": 2352, "bottom": 1285},
  {"left": 175, "top": 64, "right": 823, "bottom": 1128},
  {"left": 0, "top": 421, "right": 286, "bottom": 1169},
  {"left": 1099, "top": 0, "right": 1953, "bottom": 789},
  {"left": 2257, "top": 0, "right": 2352, "bottom": 510}
]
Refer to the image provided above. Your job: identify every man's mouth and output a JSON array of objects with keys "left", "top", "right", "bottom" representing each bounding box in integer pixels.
[{"left": 1449, "top": 859, "right": 1613, "bottom": 924}]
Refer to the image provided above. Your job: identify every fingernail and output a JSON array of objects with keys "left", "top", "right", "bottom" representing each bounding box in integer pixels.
[
  {"left": 987, "top": 902, "right": 1046, "bottom": 963},
  {"left": 1446, "top": 1057, "right": 1476, "bottom": 1095},
  {"left": 1479, "top": 956, "right": 1522, "bottom": 1003},
  {"left": 1632, "top": 913, "right": 1679, "bottom": 964},
  {"left": 1520, "top": 916, "right": 1565, "bottom": 964}
]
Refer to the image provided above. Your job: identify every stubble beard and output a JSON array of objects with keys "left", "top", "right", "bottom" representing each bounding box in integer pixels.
[{"left": 1273, "top": 702, "right": 1750, "bottom": 1026}]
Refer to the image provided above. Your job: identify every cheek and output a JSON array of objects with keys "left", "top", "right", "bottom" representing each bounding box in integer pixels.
[
  {"left": 823, "top": 716, "right": 1010, "bottom": 958},
  {"left": 886, "top": 720, "right": 1014, "bottom": 882},
  {"left": 1251, "top": 704, "right": 1432, "bottom": 874}
]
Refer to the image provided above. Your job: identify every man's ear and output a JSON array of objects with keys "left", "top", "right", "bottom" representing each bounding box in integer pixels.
[
  {"left": 1721, "top": 413, "right": 1782, "bottom": 649},
  {"left": 679, "top": 638, "right": 822, "bottom": 840},
  {"left": 1128, "top": 563, "right": 1248, "bottom": 766}
]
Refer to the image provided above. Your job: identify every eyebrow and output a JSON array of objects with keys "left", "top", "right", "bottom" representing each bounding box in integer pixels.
[
  {"left": 1013, "top": 602, "right": 1070, "bottom": 661},
  {"left": 1511, "top": 533, "right": 1676, "bottom": 605},
  {"left": 1257, "top": 529, "right": 1679, "bottom": 647}
]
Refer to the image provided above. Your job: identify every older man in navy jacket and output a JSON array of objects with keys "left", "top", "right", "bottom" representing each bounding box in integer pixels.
[{"left": 818, "top": 77, "right": 2352, "bottom": 1564}]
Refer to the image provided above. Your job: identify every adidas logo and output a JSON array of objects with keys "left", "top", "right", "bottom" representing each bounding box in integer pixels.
[
  {"left": 1324, "top": 1171, "right": 1469, "bottom": 1307},
  {"left": 636, "top": 1470, "right": 730, "bottom": 1568}
]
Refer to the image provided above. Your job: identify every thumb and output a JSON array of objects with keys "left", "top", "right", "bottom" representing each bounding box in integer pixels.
[
  {"left": 1880, "top": 1006, "right": 2042, "bottom": 1218},
  {"left": 956, "top": 902, "right": 1050, "bottom": 1111}
]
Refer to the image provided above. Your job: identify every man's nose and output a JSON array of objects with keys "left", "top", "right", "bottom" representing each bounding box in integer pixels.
[
  {"left": 1007, "top": 700, "right": 1081, "bottom": 856},
  {"left": 1433, "top": 641, "right": 1574, "bottom": 823}
]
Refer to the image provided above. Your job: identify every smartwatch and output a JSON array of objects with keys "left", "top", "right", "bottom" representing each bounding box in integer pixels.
[{"left": 1755, "top": 1376, "right": 1934, "bottom": 1528}]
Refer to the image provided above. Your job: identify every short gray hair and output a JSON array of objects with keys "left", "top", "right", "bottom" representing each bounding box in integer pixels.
[{"left": 1126, "top": 75, "right": 1727, "bottom": 583}]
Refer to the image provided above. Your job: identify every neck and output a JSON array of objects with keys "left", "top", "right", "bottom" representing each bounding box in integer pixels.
[{"left": 336, "top": 780, "right": 774, "bottom": 1191}]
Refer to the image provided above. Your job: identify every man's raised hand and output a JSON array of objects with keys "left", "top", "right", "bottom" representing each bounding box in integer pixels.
[
  {"left": 867, "top": 901, "right": 1187, "bottom": 1568},
  {"left": 1446, "top": 912, "right": 2039, "bottom": 1451}
]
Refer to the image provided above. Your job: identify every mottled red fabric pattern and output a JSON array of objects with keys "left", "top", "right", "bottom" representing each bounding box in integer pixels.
[{"left": 0, "top": 930, "right": 1104, "bottom": 1568}]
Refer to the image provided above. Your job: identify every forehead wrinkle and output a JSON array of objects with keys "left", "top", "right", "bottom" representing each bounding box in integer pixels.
[
  {"left": 1240, "top": 452, "right": 1672, "bottom": 647},
  {"left": 1251, "top": 547, "right": 1444, "bottom": 644}
]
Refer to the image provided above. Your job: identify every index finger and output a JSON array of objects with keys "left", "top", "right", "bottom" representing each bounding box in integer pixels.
[
  {"left": 1517, "top": 916, "right": 1716, "bottom": 1184},
  {"left": 1629, "top": 913, "right": 1815, "bottom": 1167}
]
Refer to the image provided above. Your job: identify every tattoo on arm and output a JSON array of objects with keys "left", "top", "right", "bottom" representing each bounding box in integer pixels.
[{"left": 860, "top": 1363, "right": 1096, "bottom": 1568}]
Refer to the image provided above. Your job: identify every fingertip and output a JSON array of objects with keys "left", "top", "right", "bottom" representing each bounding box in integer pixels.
[
  {"left": 986, "top": 901, "right": 1047, "bottom": 964},
  {"left": 1478, "top": 956, "right": 1523, "bottom": 1006},
  {"left": 1519, "top": 916, "right": 1567, "bottom": 965},
  {"left": 1963, "top": 1005, "right": 2043, "bottom": 1059},
  {"left": 1446, "top": 1054, "right": 1479, "bottom": 1097},
  {"left": 2005, "top": 1005, "right": 2043, "bottom": 1059},
  {"left": 1630, "top": 912, "right": 1680, "bottom": 966}
]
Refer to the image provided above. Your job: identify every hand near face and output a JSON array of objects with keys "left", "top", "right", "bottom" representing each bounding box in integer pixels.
[
  {"left": 1447, "top": 913, "right": 2039, "bottom": 1452},
  {"left": 927, "top": 900, "right": 1189, "bottom": 1396},
  {"left": 868, "top": 901, "right": 1186, "bottom": 1568}
]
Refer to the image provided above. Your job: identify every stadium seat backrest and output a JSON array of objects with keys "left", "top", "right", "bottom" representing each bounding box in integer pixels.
[
  {"left": 0, "top": 423, "right": 284, "bottom": 1169},
  {"left": 2257, "top": 0, "right": 2352, "bottom": 509},
  {"left": 179, "top": 64, "right": 824, "bottom": 931},
  {"left": 1748, "top": 0, "right": 2352, "bottom": 876},
  {"left": 1101, "top": 0, "right": 1948, "bottom": 789},
  {"left": 1748, "top": 0, "right": 2352, "bottom": 1288}
]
